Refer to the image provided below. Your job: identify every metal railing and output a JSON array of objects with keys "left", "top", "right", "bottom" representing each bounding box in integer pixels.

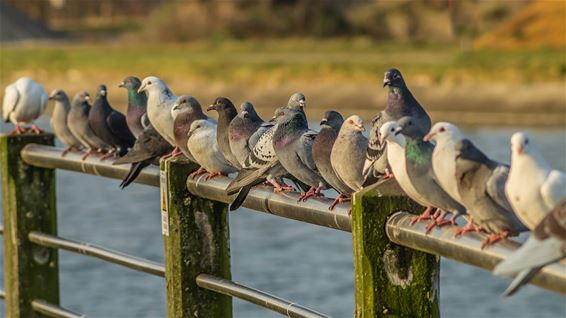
[{"left": 1, "top": 139, "right": 564, "bottom": 318}]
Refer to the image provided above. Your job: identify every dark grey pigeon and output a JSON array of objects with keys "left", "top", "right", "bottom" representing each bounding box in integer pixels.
[
  {"left": 48, "top": 89, "right": 83, "bottom": 156},
  {"left": 172, "top": 96, "right": 208, "bottom": 162},
  {"left": 89, "top": 85, "right": 135, "bottom": 159},
  {"left": 207, "top": 97, "right": 242, "bottom": 168},
  {"left": 397, "top": 116, "right": 466, "bottom": 231},
  {"left": 312, "top": 111, "right": 352, "bottom": 210},
  {"left": 273, "top": 108, "right": 328, "bottom": 202},
  {"left": 119, "top": 76, "right": 148, "bottom": 139},
  {"left": 364, "top": 68, "right": 431, "bottom": 184},
  {"left": 228, "top": 101, "right": 267, "bottom": 167},
  {"left": 67, "top": 91, "right": 109, "bottom": 160},
  {"left": 454, "top": 139, "right": 527, "bottom": 246},
  {"left": 113, "top": 125, "right": 173, "bottom": 189}
]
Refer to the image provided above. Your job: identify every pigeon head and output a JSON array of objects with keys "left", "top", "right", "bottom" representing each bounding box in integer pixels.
[
  {"left": 511, "top": 132, "right": 531, "bottom": 155},
  {"left": 320, "top": 110, "right": 344, "bottom": 130},
  {"left": 397, "top": 116, "right": 426, "bottom": 138},
  {"left": 138, "top": 76, "right": 166, "bottom": 94},
  {"left": 48, "top": 89, "right": 67, "bottom": 101},
  {"left": 207, "top": 97, "right": 234, "bottom": 113},
  {"left": 424, "top": 122, "right": 462, "bottom": 143},
  {"left": 383, "top": 68, "right": 405, "bottom": 89},
  {"left": 171, "top": 95, "right": 202, "bottom": 118},
  {"left": 96, "top": 85, "right": 108, "bottom": 98},
  {"left": 187, "top": 119, "right": 213, "bottom": 139},
  {"left": 119, "top": 76, "right": 142, "bottom": 91},
  {"left": 72, "top": 91, "right": 91, "bottom": 105},
  {"left": 287, "top": 92, "right": 306, "bottom": 110},
  {"left": 379, "top": 121, "right": 404, "bottom": 145},
  {"left": 274, "top": 107, "right": 305, "bottom": 125},
  {"left": 239, "top": 101, "right": 258, "bottom": 119},
  {"left": 343, "top": 115, "right": 365, "bottom": 133},
  {"left": 455, "top": 139, "right": 487, "bottom": 162}
]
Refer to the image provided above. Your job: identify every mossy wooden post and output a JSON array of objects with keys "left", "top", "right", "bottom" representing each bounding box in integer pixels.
[
  {"left": 0, "top": 133, "right": 59, "bottom": 318},
  {"left": 352, "top": 179, "right": 440, "bottom": 318},
  {"left": 161, "top": 157, "right": 232, "bottom": 318}
]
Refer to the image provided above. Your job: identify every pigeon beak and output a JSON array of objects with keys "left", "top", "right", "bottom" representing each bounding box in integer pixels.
[
  {"left": 206, "top": 104, "right": 216, "bottom": 112},
  {"left": 100, "top": 90, "right": 107, "bottom": 97},
  {"left": 357, "top": 124, "right": 365, "bottom": 132},
  {"left": 423, "top": 132, "right": 434, "bottom": 142},
  {"left": 172, "top": 103, "right": 179, "bottom": 111},
  {"left": 394, "top": 127, "right": 402, "bottom": 136},
  {"left": 118, "top": 82, "right": 125, "bottom": 88},
  {"left": 85, "top": 95, "right": 91, "bottom": 101},
  {"left": 320, "top": 118, "right": 328, "bottom": 125},
  {"left": 455, "top": 152, "right": 462, "bottom": 160},
  {"left": 299, "top": 100, "right": 306, "bottom": 108},
  {"left": 517, "top": 145, "right": 524, "bottom": 155},
  {"left": 241, "top": 110, "right": 248, "bottom": 116},
  {"left": 383, "top": 79, "right": 391, "bottom": 87},
  {"left": 137, "top": 84, "right": 146, "bottom": 94}
]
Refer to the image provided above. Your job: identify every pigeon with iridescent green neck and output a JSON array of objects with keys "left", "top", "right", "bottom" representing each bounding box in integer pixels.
[
  {"left": 119, "top": 76, "right": 148, "bottom": 139},
  {"left": 229, "top": 101, "right": 268, "bottom": 167}
]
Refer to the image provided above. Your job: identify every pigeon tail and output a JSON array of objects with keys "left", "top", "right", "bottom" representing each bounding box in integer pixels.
[
  {"left": 501, "top": 267, "right": 541, "bottom": 297},
  {"left": 230, "top": 185, "right": 252, "bottom": 211},
  {"left": 120, "top": 161, "right": 150, "bottom": 189}
]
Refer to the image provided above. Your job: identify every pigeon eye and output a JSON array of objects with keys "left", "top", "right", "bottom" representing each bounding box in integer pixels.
[
  {"left": 439, "top": 127, "right": 445, "bottom": 133},
  {"left": 524, "top": 139, "right": 529, "bottom": 145},
  {"left": 390, "top": 128, "right": 394, "bottom": 132},
  {"left": 148, "top": 81, "right": 152, "bottom": 85}
]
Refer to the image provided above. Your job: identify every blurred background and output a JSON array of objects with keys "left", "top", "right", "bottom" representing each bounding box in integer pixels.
[{"left": 0, "top": 1, "right": 565, "bottom": 317}]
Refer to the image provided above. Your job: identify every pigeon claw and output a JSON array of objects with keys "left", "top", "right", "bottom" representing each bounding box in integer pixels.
[
  {"left": 30, "top": 124, "right": 43, "bottom": 134},
  {"left": 81, "top": 148, "right": 94, "bottom": 161},
  {"left": 13, "top": 124, "right": 25, "bottom": 135},
  {"left": 298, "top": 186, "right": 323, "bottom": 202},
  {"left": 410, "top": 206, "right": 433, "bottom": 225},
  {"left": 383, "top": 169, "right": 394, "bottom": 180},
  {"left": 424, "top": 210, "right": 453, "bottom": 234},
  {"left": 204, "top": 171, "right": 222, "bottom": 181},
  {"left": 454, "top": 220, "right": 483, "bottom": 238},
  {"left": 329, "top": 194, "right": 350, "bottom": 211},
  {"left": 480, "top": 231, "right": 510, "bottom": 249},
  {"left": 189, "top": 167, "right": 207, "bottom": 179}
]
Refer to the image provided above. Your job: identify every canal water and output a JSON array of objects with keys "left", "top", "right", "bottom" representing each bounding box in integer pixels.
[{"left": 0, "top": 120, "right": 564, "bottom": 317}]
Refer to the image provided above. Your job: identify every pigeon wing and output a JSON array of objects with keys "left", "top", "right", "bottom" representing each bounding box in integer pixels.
[
  {"left": 541, "top": 170, "right": 566, "bottom": 210},
  {"left": 3, "top": 84, "right": 19, "bottom": 122}
]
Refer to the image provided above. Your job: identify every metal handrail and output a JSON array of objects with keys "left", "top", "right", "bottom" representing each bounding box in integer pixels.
[
  {"left": 196, "top": 274, "right": 332, "bottom": 318},
  {"left": 28, "top": 231, "right": 165, "bottom": 277},
  {"left": 31, "top": 300, "right": 87, "bottom": 318}
]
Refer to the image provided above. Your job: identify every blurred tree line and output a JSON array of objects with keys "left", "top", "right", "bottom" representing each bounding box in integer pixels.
[{"left": 2, "top": 0, "right": 529, "bottom": 42}]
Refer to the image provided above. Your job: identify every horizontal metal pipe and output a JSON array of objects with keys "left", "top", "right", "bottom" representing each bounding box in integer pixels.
[
  {"left": 386, "top": 212, "right": 566, "bottom": 294},
  {"left": 187, "top": 175, "right": 352, "bottom": 232},
  {"left": 28, "top": 231, "right": 165, "bottom": 277},
  {"left": 21, "top": 144, "right": 159, "bottom": 187},
  {"left": 196, "top": 274, "right": 332, "bottom": 318},
  {"left": 31, "top": 299, "right": 87, "bottom": 318}
]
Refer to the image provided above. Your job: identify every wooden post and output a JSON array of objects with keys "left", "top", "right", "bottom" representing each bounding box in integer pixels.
[
  {"left": 161, "top": 157, "right": 232, "bottom": 318},
  {"left": 352, "top": 179, "right": 440, "bottom": 318},
  {"left": 0, "top": 133, "right": 59, "bottom": 318}
]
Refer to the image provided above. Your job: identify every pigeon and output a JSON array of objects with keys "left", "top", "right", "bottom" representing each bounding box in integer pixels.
[
  {"left": 423, "top": 122, "right": 466, "bottom": 204},
  {"left": 119, "top": 76, "right": 149, "bottom": 139},
  {"left": 397, "top": 116, "right": 467, "bottom": 231},
  {"left": 207, "top": 97, "right": 242, "bottom": 168},
  {"left": 506, "top": 132, "right": 566, "bottom": 230},
  {"left": 113, "top": 125, "right": 173, "bottom": 189},
  {"left": 187, "top": 119, "right": 237, "bottom": 180},
  {"left": 312, "top": 111, "right": 352, "bottom": 210},
  {"left": 67, "top": 91, "right": 109, "bottom": 160},
  {"left": 363, "top": 68, "right": 431, "bottom": 183},
  {"left": 89, "top": 85, "right": 136, "bottom": 159},
  {"left": 273, "top": 108, "right": 328, "bottom": 202},
  {"left": 331, "top": 115, "right": 368, "bottom": 192},
  {"left": 454, "top": 138, "right": 528, "bottom": 247},
  {"left": 228, "top": 101, "right": 268, "bottom": 167},
  {"left": 137, "top": 76, "right": 177, "bottom": 146},
  {"left": 3, "top": 77, "right": 48, "bottom": 134},
  {"left": 48, "top": 89, "right": 83, "bottom": 156},
  {"left": 494, "top": 199, "right": 566, "bottom": 296},
  {"left": 172, "top": 96, "right": 209, "bottom": 162}
]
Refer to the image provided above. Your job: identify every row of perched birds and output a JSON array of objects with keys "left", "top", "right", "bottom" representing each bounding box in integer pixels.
[{"left": 3, "top": 69, "right": 565, "bottom": 296}]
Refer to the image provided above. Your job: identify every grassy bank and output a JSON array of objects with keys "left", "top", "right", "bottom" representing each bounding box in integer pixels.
[{"left": 1, "top": 39, "right": 565, "bottom": 126}]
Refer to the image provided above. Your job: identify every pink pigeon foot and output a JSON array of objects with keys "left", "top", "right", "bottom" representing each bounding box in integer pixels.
[
  {"left": 481, "top": 231, "right": 510, "bottom": 249},
  {"left": 14, "top": 124, "right": 25, "bottom": 135},
  {"left": 81, "top": 148, "right": 94, "bottom": 160},
  {"left": 189, "top": 167, "right": 207, "bottom": 179},
  {"left": 454, "top": 220, "right": 484, "bottom": 238},
  {"left": 329, "top": 194, "right": 350, "bottom": 211},
  {"left": 204, "top": 171, "right": 223, "bottom": 181},
  {"left": 298, "top": 186, "right": 324, "bottom": 202},
  {"left": 410, "top": 206, "right": 433, "bottom": 225},
  {"left": 30, "top": 124, "right": 43, "bottom": 134}
]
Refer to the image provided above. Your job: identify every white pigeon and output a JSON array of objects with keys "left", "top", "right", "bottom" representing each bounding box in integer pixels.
[
  {"left": 187, "top": 119, "right": 237, "bottom": 180},
  {"left": 3, "top": 77, "right": 48, "bottom": 134},
  {"left": 137, "top": 76, "right": 177, "bottom": 146},
  {"left": 506, "top": 132, "right": 566, "bottom": 229},
  {"left": 424, "top": 122, "right": 465, "bottom": 204},
  {"left": 379, "top": 121, "right": 430, "bottom": 208}
]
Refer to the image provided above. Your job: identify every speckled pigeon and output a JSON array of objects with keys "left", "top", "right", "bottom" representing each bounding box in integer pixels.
[
  {"left": 207, "top": 97, "right": 242, "bottom": 168},
  {"left": 228, "top": 101, "right": 267, "bottom": 167},
  {"left": 48, "top": 89, "right": 83, "bottom": 156},
  {"left": 119, "top": 76, "right": 148, "bottom": 139},
  {"left": 364, "top": 68, "right": 431, "bottom": 184}
]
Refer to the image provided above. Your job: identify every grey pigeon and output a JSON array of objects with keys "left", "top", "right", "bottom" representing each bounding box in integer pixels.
[
  {"left": 137, "top": 76, "right": 177, "bottom": 146},
  {"left": 172, "top": 96, "right": 209, "bottom": 162},
  {"left": 228, "top": 101, "right": 268, "bottom": 167},
  {"left": 506, "top": 132, "right": 566, "bottom": 230},
  {"left": 454, "top": 138, "right": 528, "bottom": 247},
  {"left": 3, "top": 77, "right": 48, "bottom": 134},
  {"left": 397, "top": 116, "right": 467, "bottom": 231},
  {"left": 331, "top": 115, "right": 368, "bottom": 192},
  {"left": 494, "top": 200, "right": 566, "bottom": 296},
  {"left": 312, "top": 111, "right": 352, "bottom": 210},
  {"left": 119, "top": 76, "right": 149, "bottom": 139},
  {"left": 207, "top": 97, "right": 242, "bottom": 168},
  {"left": 424, "top": 122, "right": 466, "bottom": 204},
  {"left": 364, "top": 68, "right": 431, "bottom": 184},
  {"left": 89, "top": 85, "right": 135, "bottom": 159},
  {"left": 48, "top": 89, "right": 83, "bottom": 156},
  {"left": 113, "top": 125, "right": 173, "bottom": 189},
  {"left": 187, "top": 119, "right": 237, "bottom": 180},
  {"left": 273, "top": 108, "right": 328, "bottom": 202},
  {"left": 67, "top": 91, "right": 109, "bottom": 160}
]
